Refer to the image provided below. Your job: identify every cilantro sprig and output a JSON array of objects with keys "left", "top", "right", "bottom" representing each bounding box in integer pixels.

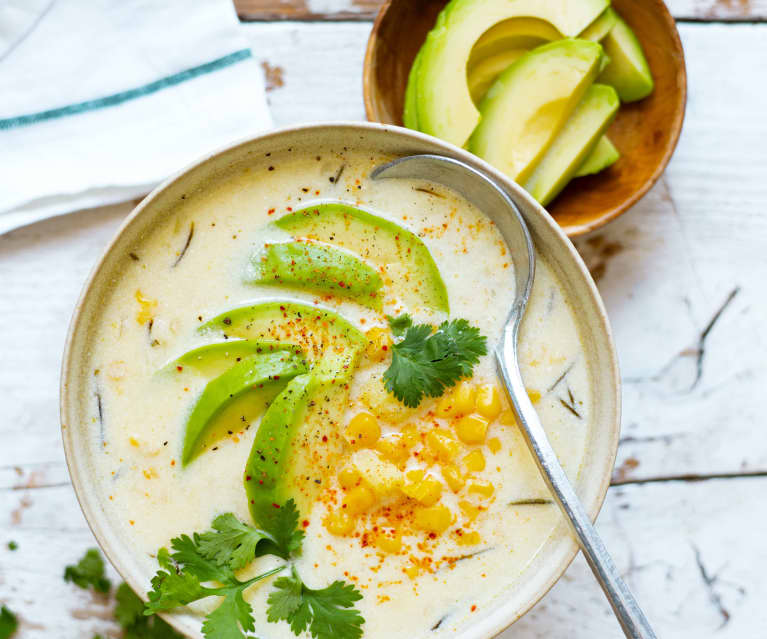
[
  {"left": 144, "top": 499, "right": 363, "bottom": 639},
  {"left": 64, "top": 547, "right": 112, "bottom": 594},
  {"left": 268, "top": 566, "right": 363, "bottom": 639},
  {"left": 384, "top": 314, "right": 488, "bottom": 407},
  {"left": 0, "top": 606, "right": 17, "bottom": 639}
]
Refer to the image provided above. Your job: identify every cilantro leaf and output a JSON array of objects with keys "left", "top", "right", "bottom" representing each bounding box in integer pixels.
[
  {"left": 383, "top": 318, "right": 487, "bottom": 407},
  {"left": 255, "top": 499, "right": 305, "bottom": 560},
  {"left": 267, "top": 567, "right": 363, "bottom": 639},
  {"left": 64, "top": 548, "right": 111, "bottom": 594},
  {"left": 198, "top": 513, "right": 273, "bottom": 571},
  {"left": 145, "top": 526, "right": 284, "bottom": 639},
  {"left": 115, "top": 583, "right": 184, "bottom": 639},
  {"left": 385, "top": 313, "right": 412, "bottom": 338},
  {"left": 0, "top": 606, "right": 17, "bottom": 639}
]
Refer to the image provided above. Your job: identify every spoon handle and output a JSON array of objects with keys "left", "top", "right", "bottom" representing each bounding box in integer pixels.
[{"left": 496, "top": 339, "right": 657, "bottom": 639}]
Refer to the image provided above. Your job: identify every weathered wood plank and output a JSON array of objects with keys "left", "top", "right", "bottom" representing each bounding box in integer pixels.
[{"left": 234, "top": 0, "right": 767, "bottom": 21}]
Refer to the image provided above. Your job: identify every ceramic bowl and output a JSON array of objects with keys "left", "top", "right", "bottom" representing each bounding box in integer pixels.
[
  {"left": 61, "top": 122, "right": 620, "bottom": 638},
  {"left": 363, "top": 0, "right": 687, "bottom": 236}
]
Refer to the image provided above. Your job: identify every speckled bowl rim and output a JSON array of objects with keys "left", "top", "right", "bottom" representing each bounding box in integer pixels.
[{"left": 60, "top": 122, "right": 620, "bottom": 639}]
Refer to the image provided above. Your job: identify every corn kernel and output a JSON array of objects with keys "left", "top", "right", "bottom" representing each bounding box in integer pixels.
[
  {"left": 129, "top": 436, "right": 140, "bottom": 447},
  {"left": 442, "top": 464, "right": 466, "bottom": 493},
  {"left": 402, "top": 474, "right": 443, "bottom": 506},
  {"left": 459, "top": 500, "right": 481, "bottom": 522},
  {"left": 324, "top": 511, "right": 354, "bottom": 536},
  {"left": 437, "top": 381, "right": 476, "bottom": 417},
  {"left": 487, "top": 437, "right": 502, "bottom": 454},
  {"left": 404, "top": 565, "right": 419, "bottom": 579},
  {"left": 365, "top": 327, "right": 392, "bottom": 363},
  {"left": 375, "top": 531, "right": 402, "bottom": 554},
  {"left": 456, "top": 530, "right": 482, "bottom": 546},
  {"left": 338, "top": 467, "right": 361, "bottom": 490},
  {"left": 406, "top": 468, "right": 425, "bottom": 483},
  {"left": 345, "top": 412, "right": 381, "bottom": 448},
  {"left": 468, "top": 480, "right": 494, "bottom": 498},
  {"left": 527, "top": 389, "right": 541, "bottom": 404},
  {"left": 375, "top": 434, "right": 410, "bottom": 464},
  {"left": 455, "top": 414, "right": 488, "bottom": 445},
  {"left": 413, "top": 504, "right": 453, "bottom": 533},
  {"left": 475, "top": 384, "right": 502, "bottom": 420},
  {"left": 463, "top": 450, "right": 486, "bottom": 472},
  {"left": 134, "top": 289, "right": 157, "bottom": 325},
  {"left": 350, "top": 449, "right": 403, "bottom": 495},
  {"left": 498, "top": 410, "right": 517, "bottom": 426},
  {"left": 426, "top": 429, "right": 462, "bottom": 462},
  {"left": 400, "top": 424, "right": 421, "bottom": 449},
  {"left": 344, "top": 484, "right": 376, "bottom": 514}
]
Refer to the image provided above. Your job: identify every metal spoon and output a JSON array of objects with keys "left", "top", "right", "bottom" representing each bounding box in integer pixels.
[{"left": 372, "top": 154, "right": 657, "bottom": 639}]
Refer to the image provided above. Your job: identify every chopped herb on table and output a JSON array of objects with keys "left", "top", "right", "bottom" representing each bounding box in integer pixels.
[
  {"left": 64, "top": 547, "right": 111, "bottom": 593},
  {"left": 145, "top": 499, "right": 363, "bottom": 639},
  {"left": 0, "top": 606, "right": 17, "bottom": 639},
  {"left": 6, "top": 541, "right": 17, "bottom": 551},
  {"left": 384, "top": 314, "right": 487, "bottom": 407}
]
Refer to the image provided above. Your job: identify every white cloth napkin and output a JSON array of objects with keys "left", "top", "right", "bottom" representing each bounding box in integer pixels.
[{"left": 0, "top": 0, "right": 272, "bottom": 234}]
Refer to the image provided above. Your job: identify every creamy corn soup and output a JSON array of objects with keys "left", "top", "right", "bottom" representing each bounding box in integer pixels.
[{"left": 77, "top": 147, "right": 592, "bottom": 638}]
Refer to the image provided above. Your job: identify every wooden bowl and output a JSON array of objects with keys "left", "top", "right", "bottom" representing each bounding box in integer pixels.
[{"left": 363, "top": 0, "right": 687, "bottom": 237}]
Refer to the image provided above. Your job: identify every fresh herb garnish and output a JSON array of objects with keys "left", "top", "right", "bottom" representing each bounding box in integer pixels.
[
  {"left": 6, "top": 541, "right": 17, "bottom": 551},
  {"left": 0, "top": 606, "right": 17, "bottom": 639},
  {"left": 386, "top": 313, "right": 413, "bottom": 337},
  {"left": 113, "top": 582, "right": 184, "bottom": 639},
  {"left": 383, "top": 318, "right": 487, "bottom": 407},
  {"left": 145, "top": 500, "right": 362, "bottom": 639},
  {"left": 267, "top": 566, "right": 364, "bottom": 639},
  {"left": 64, "top": 548, "right": 111, "bottom": 593}
]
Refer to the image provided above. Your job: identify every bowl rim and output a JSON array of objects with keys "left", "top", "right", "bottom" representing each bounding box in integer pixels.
[
  {"left": 361, "top": 0, "right": 687, "bottom": 238},
  {"left": 60, "top": 120, "right": 621, "bottom": 639}
]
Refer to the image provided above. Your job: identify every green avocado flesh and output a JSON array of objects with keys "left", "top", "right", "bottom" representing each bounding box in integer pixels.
[
  {"left": 414, "top": 0, "right": 608, "bottom": 146},
  {"left": 468, "top": 39, "right": 604, "bottom": 184},
  {"left": 468, "top": 49, "right": 526, "bottom": 104},
  {"left": 575, "top": 135, "right": 620, "bottom": 177},
  {"left": 163, "top": 340, "right": 301, "bottom": 378},
  {"left": 181, "top": 351, "right": 308, "bottom": 466},
  {"left": 247, "top": 241, "right": 383, "bottom": 310},
  {"left": 596, "top": 12, "right": 653, "bottom": 102},
  {"left": 579, "top": 7, "right": 618, "bottom": 42},
  {"left": 244, "top": 374, "right": 313, "bottom": 528},
  {"left": 198, "top": 300, "right": 366, "bottom": 383},
  {"left": 524, "top": 83, "right": 619, "bottom": 205},
  {"left": 273, "top": 203, "right": 449, "bottom": 314},
  {"left": 403, "top": 48, "right": 424, "bottom": 129}
]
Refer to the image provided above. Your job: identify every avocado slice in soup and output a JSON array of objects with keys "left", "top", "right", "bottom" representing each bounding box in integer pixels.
[
  {"left": 246, "top": 241, "right": 383, "bottom": 310},
  {"left": 468, "top": 39, "right": 605, "bottom": 184},
  {"left": 181, "top": 351, "right": 308, "bottom": 466},
  {"left": 162, "top": 339, "right": 301, "bottom": 378},
  {"left": 414, "top": 0, "right": 608, "bottom": 146},
  {"left": 198, "top": 300, "right": 366, "bottom": 384},
  {"left": 273, "top": 203, "right": 449, "bottom": 314}
]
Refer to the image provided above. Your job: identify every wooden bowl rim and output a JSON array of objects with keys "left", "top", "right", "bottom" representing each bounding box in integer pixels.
[{"left": 362, "top": 0, "right": 688, "bottom": 238}]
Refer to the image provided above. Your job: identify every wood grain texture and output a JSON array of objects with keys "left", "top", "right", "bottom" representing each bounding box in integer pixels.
[
  {"left": 363, "top": 0, "right": 687, "bottom": 237},
  {"left": 1, "top": 19, "right": 767, "bottom": 639},
  {"left": 234, "top": 0, "right": 767, "bottom": 21}
]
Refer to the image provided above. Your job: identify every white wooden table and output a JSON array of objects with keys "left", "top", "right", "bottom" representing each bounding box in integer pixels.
[{"left": 2, "top": 1, "right": 766, "bottom": 637}]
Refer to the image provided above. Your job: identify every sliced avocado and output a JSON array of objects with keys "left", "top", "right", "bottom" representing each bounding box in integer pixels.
[
  {"left": 415, "top": 0, "right": 608, "bottom": 146},
  {"left": 198, "top": 300, "right": 366, "bottom": 383},
  {"left": 524, "top": 83, "right": 619, "bottom": 205},
  {"left": 246, "top": 241, "right": 383, "bottom": 310},
  {"left": 575, "top": 135, "right": 620, "bottom": 177},
  {"left": 468, "top": 39, "right": 605, "bottom": 184},
  {"left": 579, "top": 7, "right": 618, "bottom": 42},
  {"left": 274, "top": 203, "right": 448, "bottom": 314},
  {"left": 468, "top": 17, "right": 560, "bottom": 65},
  {"left": 181, "top": 351, "right": 307, "bottom": 465},
  {"left": 403, "top": 48, "right": 424, "bottom": 129},
  {"left": 597, "top": 12, "right": 653, "bottom": 102},
  {"left": 162, "top": 340, "right": 301, "bottom": 378},
  {"left": 244, "top": 373, "right": 313, "bottom": 529},
  {"left": 468, "top": 49, "right": 526, "bottom": 104}
]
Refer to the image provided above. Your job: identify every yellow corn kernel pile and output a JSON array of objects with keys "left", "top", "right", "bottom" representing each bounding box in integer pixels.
[{"left": 345, "top": 412, "right": 381, "bottom": 448}]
